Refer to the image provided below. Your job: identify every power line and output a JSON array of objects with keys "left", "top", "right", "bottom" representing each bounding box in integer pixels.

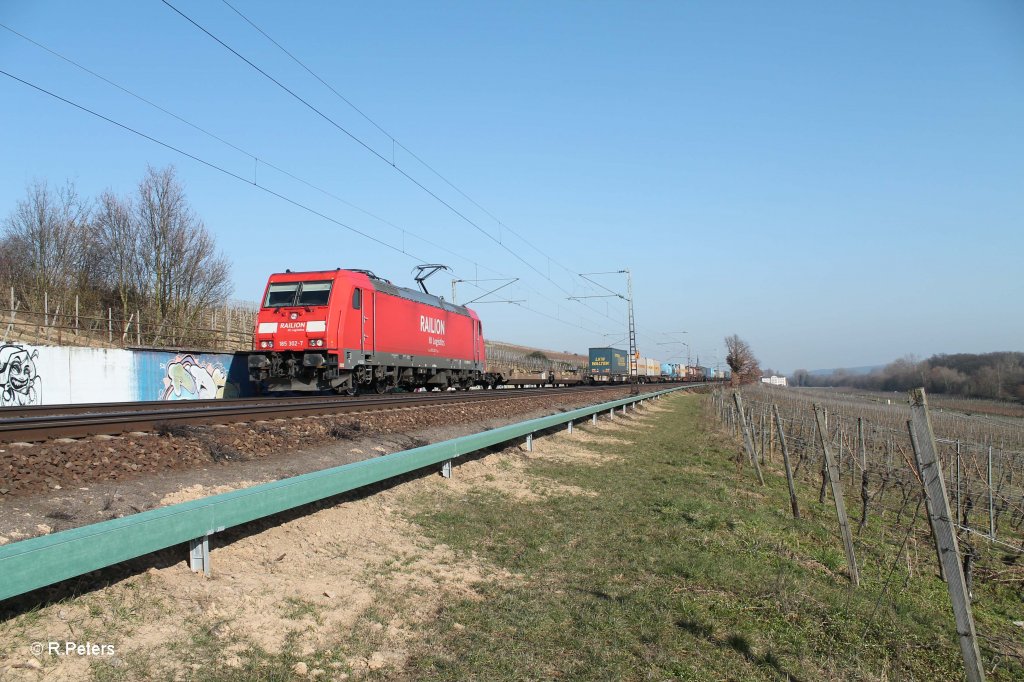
[
  {"left": 220, "top": 0, "right": 591, "bottom": 280},
  {"left": 0, "top": 20, "right": 492, "bottom": 278},
  {"left": 4, "top": 11, "right": 626, "bottom": 338},
  {"left": 162, "top": 1, "right": 573, "bottom": 298},
  {"left": 0, "top": 19, "right": 618, "bottom": 334},
  {"left": 0, "top": 67, "right": 612, "bottom": 339},
  {"left": 167, "top": 0, "right": 623, "bottom": 327}
]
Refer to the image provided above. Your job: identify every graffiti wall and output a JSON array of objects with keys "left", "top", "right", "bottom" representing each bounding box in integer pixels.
[
  {"left": 0, "top": 343, "right": 252, "bottom": 405},
  {"left": 0, "top": 344, "right": 42, "bottom": 406},
  {"left": 136, "top": 351, "right": 248, "bottom": 401}
]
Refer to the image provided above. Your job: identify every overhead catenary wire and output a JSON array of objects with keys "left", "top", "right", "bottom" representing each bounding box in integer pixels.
[
  {"left": 166, "top": 0, "right": 626, "bottom": 331},
  {"left": 0, "top": 17, "right": 628, "bottom": 336},
  {"left": 160, "top": 2, "right": 588, "bottom": 303},
  {"left": 220, "top": 0, "right": 616, "bottom": 285},
  {"left": 0, "top": 68, "right": 613, "bottom": 338},
  {"left": 1, "top": 20, "right": 622, "bottom": 334},
  {"left": 0, "top": 21, "right": 502, "bottom": 286}
]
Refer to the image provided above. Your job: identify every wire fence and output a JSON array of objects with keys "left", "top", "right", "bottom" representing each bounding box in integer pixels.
[
  {"left": 1, "top": 285, "right": 258, "bottom": 352},
  {"left": 0, "top": 287, "right": 596, "bottom": 375},
  {"left": 710, "top": 385, "right": 1024, "bottom": 680}
]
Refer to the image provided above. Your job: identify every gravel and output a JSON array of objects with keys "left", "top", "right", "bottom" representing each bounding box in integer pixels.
[{"left": 0, "top": 387, "right": 644, "bottom": 541}]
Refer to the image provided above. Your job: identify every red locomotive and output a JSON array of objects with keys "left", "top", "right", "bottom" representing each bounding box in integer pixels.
[{"left": 247, "top": 268, "right": 494, "bottom": 394}]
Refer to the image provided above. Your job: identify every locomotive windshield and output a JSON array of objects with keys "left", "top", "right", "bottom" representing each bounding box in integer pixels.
[{"left": 264, "top": 281, "right": 333, "bottom": 307}]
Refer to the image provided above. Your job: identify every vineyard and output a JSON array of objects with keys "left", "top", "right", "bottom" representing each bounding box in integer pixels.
[{"left": 712, "top": 385, "right": 1024, "bottom": 680}]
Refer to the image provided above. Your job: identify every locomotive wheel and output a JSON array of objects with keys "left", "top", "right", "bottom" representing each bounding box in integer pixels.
[
  {"left": 373, "top": 380, "right": 388, "bottom": 395},
  {"left": 344, "top": 384, "right": 360, "bottom": 396}
]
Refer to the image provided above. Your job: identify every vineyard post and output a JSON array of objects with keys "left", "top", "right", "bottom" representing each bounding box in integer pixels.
[
  {"left": 908, "top": 424, "right": 947, "bottom": 582},
  {"left": 955, "top": 440, "right": 961, "bottom": 525},
  {"left": 5, "top": 287, "right": 14, "bottom": 342},
  {"left": 818, "top": 422, "right": 828, "bottom": 505},
  {"left": 813, "top": 404, "right": 860, "bottom": 587},
  {"left": 837, "top": 422, "right": 843, "bottom": 472},
  {"left": 759, "top": 412, "right": 766, "bottom": 464},
  {"left": 772, "top": 403, "right": 800, "bottom": 519},
  {"left": 907, "top": 388, "right": 985, "bottom": 682},
  {"left": 733, "top": 392, "right": 765, "bottom": 485},
  {"left": 858, "top": 417, "right": 869, "bottom": 531},
  {"left": 3, "top": 299, "right": 18, "bottom": 343},
  {"left": 987, "top": 446, "right": 994, "bottom": 540}
]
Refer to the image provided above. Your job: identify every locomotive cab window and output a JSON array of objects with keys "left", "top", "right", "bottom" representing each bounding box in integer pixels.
[
  {"left": 296, "top": 281, "right": 332, "bottom": 306},
  {"left": 264, "top": 281, "right": 333, "bottom": 307},
  {"left": 264, "top": 282, "right": 299, "bottom": 307},
  {"left": 352, "top": 288, "right": 362, "bottom": 310}
]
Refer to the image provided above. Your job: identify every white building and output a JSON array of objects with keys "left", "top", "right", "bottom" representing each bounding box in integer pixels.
[{"left": 760, "top": 375, "right": 788, "bottom": 387}]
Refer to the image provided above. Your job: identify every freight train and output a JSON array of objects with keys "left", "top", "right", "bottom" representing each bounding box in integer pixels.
[
  {"left": 585, "top": 347, "right": 715, "bottom": 384},
  {"left": 248, "top": 268, "right": 500, "bottom": 394}
]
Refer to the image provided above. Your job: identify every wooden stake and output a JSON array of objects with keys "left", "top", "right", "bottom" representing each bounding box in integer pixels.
[
  {"left": 858, "top": 418, "right": 869, "bottom": 532},
  {"left": 907, "top": 388, "right": 985, "bottom": 682},
  {"left": 733, "top": 392, "right": 765, "bottom": 486},
  {"left": 772, "top": 403, "right": 800, "bottom": 519},
  {"left": 813, "top": 404, "right": 860, "bottom": 587}
]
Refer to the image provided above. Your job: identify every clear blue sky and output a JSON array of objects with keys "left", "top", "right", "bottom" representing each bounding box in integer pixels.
[{"left": 2, "top": 1, "right": 1022, "bottom": 373}]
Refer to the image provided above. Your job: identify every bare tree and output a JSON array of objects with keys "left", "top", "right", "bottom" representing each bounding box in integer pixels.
[
  {"left": 2, "top": 180, "right": 92, "bottom": 305},
  {"left": 93, "top": 190, "right": 143, "bottom": 319},
  {"left": 134, "top": 166, "right": 232, "bottom": 328},
  {"left": 725, "top": 334, "right": 760, "bottom": 386}
]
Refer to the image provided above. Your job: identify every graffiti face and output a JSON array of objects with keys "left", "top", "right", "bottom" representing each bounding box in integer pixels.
[
  {"left": 0, "top": 344, "right": 42, "bottom": 406},
  {"left": 160, "top": 354, "right": 227, "bottom": 400}
]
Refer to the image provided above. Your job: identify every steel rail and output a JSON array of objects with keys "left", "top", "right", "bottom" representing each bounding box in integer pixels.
[
  {"left": 0, "top": 385, "right": 688, "bottom": 602},
  {"left": 0, "top": 384, "right": 680, "bottom": 442},
  {"left": 0, "top": 383, "right": 682, "bottom": 419}
]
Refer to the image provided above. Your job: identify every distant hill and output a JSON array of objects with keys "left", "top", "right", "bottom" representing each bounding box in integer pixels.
[
  {"left": 796, "top": 352, "right": 1024, "bottom": 402},
  {"left": 807, "top": 365, "right": 883, "bottom": 377}
]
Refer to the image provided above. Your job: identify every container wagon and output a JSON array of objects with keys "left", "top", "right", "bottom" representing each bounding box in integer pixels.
[{"left": 588, "top": 347, "right": 628, "bottom": 383}]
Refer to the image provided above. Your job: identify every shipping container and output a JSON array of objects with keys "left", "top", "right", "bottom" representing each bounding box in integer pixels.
[{"left": 588, "top": 347, "right": 628, "bottom": 381}]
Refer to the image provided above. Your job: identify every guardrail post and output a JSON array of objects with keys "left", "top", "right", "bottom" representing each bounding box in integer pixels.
[
  {"left": 609, "top": 408, "right": 614, "bottom": 420},
  {"left": 526, "top": 433, "right": 534, "bottom": 452},
  {"left": 567, "top": 421, "right": 574, "bottom": 435},
  {"left": 441, "top": 460, "right": 453, "bottom": 478},
  {"left": 189, "top": 534, "right": 211, "bottom": 577},
  {"left": 592, "top": 413, "right": 598, "bottom": 425}
]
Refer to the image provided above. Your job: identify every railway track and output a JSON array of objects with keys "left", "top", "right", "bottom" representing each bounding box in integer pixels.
[{"left": 0, "top": 384, "right": 685, "bottom": 443}]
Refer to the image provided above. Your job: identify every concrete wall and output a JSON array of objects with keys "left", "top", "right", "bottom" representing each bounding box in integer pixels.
[{"left": 0, "top": 342, "right": 252, "bottom": 406}]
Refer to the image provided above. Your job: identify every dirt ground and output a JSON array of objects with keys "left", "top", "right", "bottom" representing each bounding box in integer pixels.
[{"left": 0, "top": 396, "right": 675, "bottom": 680}]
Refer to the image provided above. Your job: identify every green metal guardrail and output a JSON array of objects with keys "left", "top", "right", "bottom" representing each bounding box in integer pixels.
[{"left": 0, "top": 385, "right": 688, "bottom": 602}]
